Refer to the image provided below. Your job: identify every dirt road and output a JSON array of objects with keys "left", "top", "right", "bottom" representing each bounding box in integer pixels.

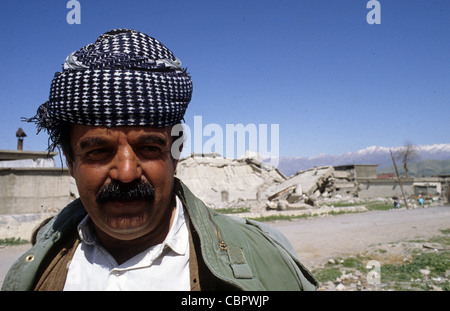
[
  {"left": 271, "top": 205, "right": 450, "bottom": 270},
  {"left": 0, "top": 243, "right": 30, "bottom": 289},
  {"left": 1, "top": 205, "right": 449, "bottom": 288}
]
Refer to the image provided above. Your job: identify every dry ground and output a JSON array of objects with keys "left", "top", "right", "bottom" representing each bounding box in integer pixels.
[
  {"left": 271, "top": 205, "right": 450, "bottom": 290},
  {"left": 1, "top": 205, "right": 449, "bottom": 290},
  {"left": 270, "top": 205, "right": 450, "bottom": 270}
]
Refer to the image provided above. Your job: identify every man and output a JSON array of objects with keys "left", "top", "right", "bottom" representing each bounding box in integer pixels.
[{"left": 2, "top": 29, "right": 317, "bottom": 291}]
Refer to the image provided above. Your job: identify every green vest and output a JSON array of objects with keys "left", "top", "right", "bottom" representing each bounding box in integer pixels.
[{"left": 2, "top": 178, "right": 317, "bottom": 291}]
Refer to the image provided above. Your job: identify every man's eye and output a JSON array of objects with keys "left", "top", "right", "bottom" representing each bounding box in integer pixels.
[
  {"left": 142, "top": 146, "right": 160, "bottom": 152},
  {"left": 140, "top": 146, "right": 162, "bottom": 155},
  {"left": 86, "top": 148, "right": 110, "bottom": 159},
  {"left": 89, "top": 148, "right": 106, "bottom": 154}
]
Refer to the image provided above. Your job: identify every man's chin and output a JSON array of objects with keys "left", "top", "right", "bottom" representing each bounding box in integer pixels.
[
  {"left": 101, "top": 200, "right": 153, "bottom": 239},
  {"left": 103, "top": 218, "right": 152, "bottom": 241}
]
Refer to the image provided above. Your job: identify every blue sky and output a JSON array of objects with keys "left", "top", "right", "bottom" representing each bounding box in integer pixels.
[{"left": 0, "top": 0, "right": 449, "bottom": 159}]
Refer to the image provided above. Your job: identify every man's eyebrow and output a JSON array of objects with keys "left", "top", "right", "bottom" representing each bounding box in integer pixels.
[
  {"left": 138, "top": 134, "right": 169, "bottom": 146},
  {"left": 77, "top": 134, "right": 169, "bottom": 150},
  {"left": 79, "top": 137, "right": 109, "bottom": 150}
]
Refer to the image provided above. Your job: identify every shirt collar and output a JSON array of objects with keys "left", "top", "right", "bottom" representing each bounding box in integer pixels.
[{"left": 162, "top": 196, "right": 189, "bottom": 256}]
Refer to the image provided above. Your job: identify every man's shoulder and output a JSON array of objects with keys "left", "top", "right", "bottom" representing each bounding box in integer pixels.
[
  {"left": 206, "top": 208, "right": 318, "bottom": 290},
  {"left": 175, "top": 177, "right": 295, "bottom": 255},
  {"left": 33, "top": 198, "right": 86, "bottom": 245},
  {"left": 1, "top": 199, "right": 86, "bottom": 291},
  {"left": 175, "top": 178, "right": 318, "bottom": 290},
  {"left": 209, "top": 210, "right": 298, "bottom": 258}
]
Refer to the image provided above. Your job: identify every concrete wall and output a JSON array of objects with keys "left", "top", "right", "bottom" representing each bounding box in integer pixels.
[
  {"left": 0, "top": 168, "right": 78, "bottom": 215},
  {"left": 358, "top": 178, "right": 415, "bottom": 199},
  {"left": 354, "top": 165, "right": 378, "bottom": 179},
  {"left": 358, "top": 177, "right": 446, "bottom": 199},
  {"left": 334, "top": 164, "right": 378, "bottom": 180}
]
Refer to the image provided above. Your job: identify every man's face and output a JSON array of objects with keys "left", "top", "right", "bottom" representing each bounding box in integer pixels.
[{"left": 66, "top": 124, "right": 178, "bottom": 241}]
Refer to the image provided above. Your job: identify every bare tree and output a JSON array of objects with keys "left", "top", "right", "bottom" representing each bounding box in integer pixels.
[{"left": 396, "top": 141, "right": 419, "bottom": 178}]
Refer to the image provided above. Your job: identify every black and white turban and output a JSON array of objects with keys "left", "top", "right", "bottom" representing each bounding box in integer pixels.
[{"left": 28, "top": 29, "right": 192, "bottom": 150}]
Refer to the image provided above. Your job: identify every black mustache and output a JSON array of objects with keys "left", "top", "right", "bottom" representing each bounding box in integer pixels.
[{"left": 96, "top": 181, "right": 155, "bottom": 204}]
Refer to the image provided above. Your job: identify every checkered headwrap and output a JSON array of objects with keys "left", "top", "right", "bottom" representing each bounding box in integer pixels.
[{"left": 27, "top": 29, "right": 192, "bottom": 151}]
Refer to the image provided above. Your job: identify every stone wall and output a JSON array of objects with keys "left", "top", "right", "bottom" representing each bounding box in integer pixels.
[
  {"left": 0, "top": 168, "right": 78, "bottom": 215},
  {"left": 357, "top": 178, "right": 415, "bottom": 199},
  {"left": 358, "top": 177, "right": 445, "bottom": 200}
]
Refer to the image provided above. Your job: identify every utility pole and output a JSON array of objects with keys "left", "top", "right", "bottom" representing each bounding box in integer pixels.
[{"left": 390, "top": 149, "right": 409, "bottom": 209}]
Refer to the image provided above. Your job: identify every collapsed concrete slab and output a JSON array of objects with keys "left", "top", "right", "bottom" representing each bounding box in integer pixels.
[
  {"left": 265, "top": 166, "right": 335, "bottom": 210},
  {"left": 265, "top": 164, "right": 367, "bottom": 210},
  {"left": 268, "top": 166, "right": 335, "bottom": 198}
]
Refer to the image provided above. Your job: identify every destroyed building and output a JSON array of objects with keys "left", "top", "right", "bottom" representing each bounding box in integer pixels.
[
  {"left": 175, "top": 153, "right": 286, "bottom": 209},
  {"left": 177, "top": 157, "right": 447, "bottom": 212},
  {"left": 264, "top": 165, "right": 378, "bottom": 211},
  {"left": 175, "top": 153, "right": 379, "bottom": 211}
]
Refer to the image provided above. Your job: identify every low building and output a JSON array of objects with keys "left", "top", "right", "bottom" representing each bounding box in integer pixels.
[{"left": 0, "top": 149, "right": 77, "bottom": 215}]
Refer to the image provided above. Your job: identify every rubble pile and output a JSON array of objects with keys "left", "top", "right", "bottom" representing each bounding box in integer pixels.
[
  {"left": 265, "top": 166, "right": 359, "bottom": 211},
  {"left": 176, "top": 155, "right": 366, "bottom": 212},
  {"left": 175, "top": 153, "right": 286, "bottom": 209},
  {"left": 176, "top": 154, "right": 447, "bottom": 213}
]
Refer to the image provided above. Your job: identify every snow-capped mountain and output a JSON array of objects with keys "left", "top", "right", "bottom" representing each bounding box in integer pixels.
[{"left": 277, "top": 144, "right": 450, "bottom": 177}]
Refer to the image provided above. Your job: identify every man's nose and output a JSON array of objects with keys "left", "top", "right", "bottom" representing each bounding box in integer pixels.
[{"left": 110, "top": 146, "right": 142, "bottom": 183}]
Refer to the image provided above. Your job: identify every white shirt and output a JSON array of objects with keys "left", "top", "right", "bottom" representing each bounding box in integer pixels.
[{"left": 63, "top": 197, "right": 190, "bottom": 291}]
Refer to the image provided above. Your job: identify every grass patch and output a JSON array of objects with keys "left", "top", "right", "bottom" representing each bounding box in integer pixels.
[
  {"left": 327, "top": 210, "right": 362, "bottom": 216},
  {"left": 365, "top": 202, "right": 393, "bottom": 211},
  {"left": 249, "top": 213, "right": 311, "bottom": 222},
  {"left": 382, "top": 251, "right": 450, "bottom": 287},
  {"left": 326, "top": 200, "right": 392, "bottom": 211},
  {"left": 312, "top": 255, "right": 368, "bottom": 283},
  {"left": 216, "top": 207, "right": 251, "bottom": 214},
  {"left": 342, "top": 255, "right": 366, "bottom": 270},
  {"left": 0, "top": 237, "right": 29, "bottom": 246},
  {"left": 312, "top": 231, "right": 450, "bottom": 290},
  {"left": 313, "top": 267, "right": 342, "bottom": 283},
  {"left": 427, "top": 235, "right": 450, "bottom": 246},
  {"left": 332, "top": 202, "right": 363, "bottom": 208},
  {"left": 332, "top": 200, "right": 392, "bottom": 211},
  {"left": 439, "top": 228, "right": 450, "bottom": 235}
]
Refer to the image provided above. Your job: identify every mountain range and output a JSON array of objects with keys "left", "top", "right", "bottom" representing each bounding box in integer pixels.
[{"left": 276, "top": 143, "right": 450, "bottom": 177}]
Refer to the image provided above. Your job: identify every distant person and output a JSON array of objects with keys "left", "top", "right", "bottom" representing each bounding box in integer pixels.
[
  {"left": 2, "top": 29, "right": 317, "bottom": 291},
  {"left": 393, "top": 197, "right": 400, "bottom": 209},
  {"left": 418, "top": 196, "right": 424, "bottom": 207}
]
